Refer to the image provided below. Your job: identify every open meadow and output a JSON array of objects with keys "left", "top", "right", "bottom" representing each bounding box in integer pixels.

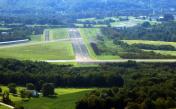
[
  {"left": 0, "top": 105, "right": 10, "bottom": 109},
  {"left": 124, "top": 40, "right": 176, "bottom": 56},
  {"left": 0, "top": 87, "right": 93, "bottom": 109}
]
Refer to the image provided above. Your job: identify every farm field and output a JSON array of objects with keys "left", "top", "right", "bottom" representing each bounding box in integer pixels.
[
  {"left": 124, "top": 40, "right": 176, "bottom": 56},
  {"left": 145, "top": 50, "right": 176, "bottom": 56},
  {"left": 111, "top": 16, "right": 158, "bottom": 27},
  {"left": 79, "top": 28, "right": 121, "bottom": 60},
  {"left": 76, "top": 16, "right": 159, "bottom": 28},
  {"left": 123, "top": 40, "right": 176, "bottom": 47},
  {"left": 0, "top": 41, "right": 74, "bottom": 60}
]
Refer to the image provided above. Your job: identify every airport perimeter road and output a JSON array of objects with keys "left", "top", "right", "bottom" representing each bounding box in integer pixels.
[
  {"left": 69, "top": 28, "right": 91, "bottom": 61},
  {"left": 45, "top": 59, "right": 176, "bottom": 63}
]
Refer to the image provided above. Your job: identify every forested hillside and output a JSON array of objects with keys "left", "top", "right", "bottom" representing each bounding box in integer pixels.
[{"left": 0, "top": 0, "right": 176, "bottom": 16}]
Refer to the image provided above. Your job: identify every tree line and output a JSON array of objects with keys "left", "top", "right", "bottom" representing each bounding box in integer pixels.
[
  {"left": 131, "top": 43, "right": 176, "bottom": 51},
  {"left": 0, "top": 58, "right": 124, "bottom": 87},
  {"left": 101, "top": 21, "right": 176, "bottom": 42},
  {"left": 0, "top": 25, "right": 44, "bottom": 42}
]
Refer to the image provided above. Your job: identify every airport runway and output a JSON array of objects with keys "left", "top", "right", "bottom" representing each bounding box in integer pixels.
[{"left": 69, "top": 28, "right": 91, "bottom": 61}]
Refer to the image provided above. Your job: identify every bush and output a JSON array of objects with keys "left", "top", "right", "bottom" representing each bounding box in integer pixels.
[
  {"left": 26, "top": 83, "right": 35, "bottom": 90},
  {"left": 8, "top": 83, "right": 17, "bottom": 94},
  {"left": 42, "top": 83, "right": 55, "bottom": 97},
  {"left": 0, "top": 87, "right": 2, "bottom": 93}
]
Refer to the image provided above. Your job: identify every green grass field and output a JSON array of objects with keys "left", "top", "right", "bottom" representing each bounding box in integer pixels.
[
  {"left": 123, "top": 40, "right": 176, "bottom": 47},
  {"left": 0, "top": 105, "right": 10, "bottom": 109},
  {"left": 29, "top": 34, "right": 43, "bottom": 42},
  {"left": 77, "top": 16, "right": 159, "bottom": 28},
  {"left": 124, "top": 40, "right": 176, "bottom": 56},
  {"left": 111, "top": 16, "right": 158, "bottom": 27},
  {"left": 0, "top": 41, "right": 75, "bottom": 60},
  {"left": 22, "top": 88, "right": 93, "bottom": 109},
  {"left": 49, "top": 28, "right": 69, "bottom": 40},
  {"left": 0, "top": 86, "right": 94, "bottom": 109}
]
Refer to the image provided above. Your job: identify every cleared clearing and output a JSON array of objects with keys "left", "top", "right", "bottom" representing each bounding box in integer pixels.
[
  {"left": 23, "top": 88, "right": 92, "bottom": 109},
  {"left": 0, "top": 87, "right": 93, "bottom": 109}
]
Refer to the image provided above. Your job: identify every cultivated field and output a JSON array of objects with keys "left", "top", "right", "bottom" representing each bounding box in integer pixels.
[
  {"left": 124, "top": 40, "right": 176, "bottom": 56},
  {"left": 124, "top": 40, "right": 176, "bottom": 47},
  {"left": 76, "top": 16, "right": 159, "bottom": 28}
]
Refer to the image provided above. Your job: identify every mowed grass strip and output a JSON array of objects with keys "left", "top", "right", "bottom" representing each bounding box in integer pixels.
[
  {"left": 79, "top": 28, "right": 121, "bottom": 60},
  {"left": 22, "top": 88, "right": 93, "bottom": 109},
  {"left": 0, "top": 41, "right": 75, "bottom": 60}
]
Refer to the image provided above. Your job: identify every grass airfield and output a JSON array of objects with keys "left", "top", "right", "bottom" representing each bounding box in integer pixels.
[{"left": 0, "top": 28, "right": 75, "bottom": 61}]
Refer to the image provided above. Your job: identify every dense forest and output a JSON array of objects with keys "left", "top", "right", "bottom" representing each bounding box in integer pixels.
[
  {"left": 0, "top": 58, "right": 176, "bottom": 109},
  {"left": 76, "top": 62, "right": 176, "bottom": 109},
  {"left": 101, "top": 21, "right": 176, "bottom": 42},
  {"left": 0, "top": 25, "right": 44, "bottom": 42},
  {"left": 0, "top": 0, "right": 175, "bottom": 25},
  {"left": 0, "top": 58, "right": 124, "bottom": 88}
]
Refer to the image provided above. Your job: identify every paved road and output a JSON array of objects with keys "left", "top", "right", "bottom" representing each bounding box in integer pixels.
[
  {"left": 69, "top": 28, "right": 91, "bottom": 61},
  {"left": 45, "top": 59, "right": 176, "bottom": 63},
  {"left": 0, "top": 38, "right": 72, "bottom": 49},
  {"left": 0, "top": 39, "right": 29, "bottom": 45},
  {"left": 0, "top": 102, "right": 15, "bottom": 109},
  {"left": 44, "top": 30, "right": 50, "bottom": 41}
]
